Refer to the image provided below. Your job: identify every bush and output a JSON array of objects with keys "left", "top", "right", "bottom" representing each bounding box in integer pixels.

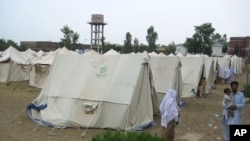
[
  {"left": 92, "top": 130, "right": 164, "bottom": 141},
  {"left": 244, "top": 84, "right": 250, "bottom": 98}
]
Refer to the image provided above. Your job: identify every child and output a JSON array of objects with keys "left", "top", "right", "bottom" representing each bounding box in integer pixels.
[
  {"left": 197, "top": 77, "right": 207, "bottom": 98},
  {"left": 223, "top": 88, "right": 234, "bottom": 117}
]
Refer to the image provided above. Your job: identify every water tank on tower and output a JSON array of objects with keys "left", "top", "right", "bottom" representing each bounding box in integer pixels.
[{"left": 88, "top": 14, "right": 107, "bottom": 53}]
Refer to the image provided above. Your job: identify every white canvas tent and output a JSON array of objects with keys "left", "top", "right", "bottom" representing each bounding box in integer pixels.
[
  {"left": 149, "top": 56, "right": 182, "bottom": 102},
  {"left": 21, "top": 48, "right": 38, "bottom": 58},
  {"left": 180, "top": 56, "right": 204, "bottom": 97},
  {"left": 29, "top": 47, "right": 77, "bottom": 88},
  {"left": 230, "top": 55, "right": 243, "bottom": 75},
  {"left": 36, "top": 50, "right": 46, "bottom": 57},
  {"left": 0, "top": 46, "right": 30, "bottom": 83},
  {"left": 168, "top": 53, "right": 175, "bottom": 56},
  {"left": 83, "top": 49, "right": 100, "bottom": 55},
  {"left": 215, "top": 57, "right": 231, "bottom": 83},
  {"left": 27, "top": 54, "right": 159, "bottom": 130},
  {"left": 149, "top": 51, "right": 158, "bottom": 56},
  {"left": 159, "top": 52, "right": 166, "bottom": 56},
  {"left": 217, "top": 57, "right": 231, "bottom": 69},
  {"left": 204, "top": 56, "right": 215, "bottom": 94},
  {"left": 176, "top": 53, "right": 184, "bottom": 57},
  {"left": 103, "top": 49, "right": 120, "bottom": 55}
]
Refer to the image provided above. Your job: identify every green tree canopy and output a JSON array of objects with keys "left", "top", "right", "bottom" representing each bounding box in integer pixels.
[
  {"left": 164, "top": 42, "right": 176, "bottom": 55},
  {"left": 59, "top": 25, "right": 79, "bottom": 50},
  {"left": 0, "top": 38, "right": 19, "bottom": 51},
  {"left": 146, "top": 26, "right": 158, "bottom": 52},
  {"left": 101, "top": 36, "right": 108, "bottom": 53},
  {"left": 211, "top": 33, "right": 229, "bottom": 53},
  {"left": 123, "top": 32, "right": 132, "bottom": 53},
  {"left": 133, "top": 38, "right": 140, "bottom": 53},
  {"left": 184, "top": 23, "right": 215, "bottom": 56},
  {"left": 103, "top": 42, "right": 122, "bottom": 54}
]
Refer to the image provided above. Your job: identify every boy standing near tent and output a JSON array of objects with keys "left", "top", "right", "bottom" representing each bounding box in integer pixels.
[
  {"left": 160, "top": 89, "right": 180, "bottom": 141},
  {"left": 197, "top": 77, "right": 207, "bottom": 98}
]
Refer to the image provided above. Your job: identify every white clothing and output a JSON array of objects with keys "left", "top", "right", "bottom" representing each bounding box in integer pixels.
[
  {"left": 160, "top": 89, "right": 179, "bottom": 128},
  {"left": 223, "top": 94, "right": 232, "bottom": 106},
  {"left": 224, "top": 68, "right": 230, "bottom": 79}
]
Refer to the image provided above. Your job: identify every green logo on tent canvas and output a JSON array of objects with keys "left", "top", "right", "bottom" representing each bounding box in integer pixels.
[{"left": 96, "top": 66, "right": 108, "bottom": 77}]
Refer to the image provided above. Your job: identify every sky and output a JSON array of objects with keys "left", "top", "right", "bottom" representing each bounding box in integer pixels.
[{"left": 1, "top": 0, "right": 250, "bottom": 45}]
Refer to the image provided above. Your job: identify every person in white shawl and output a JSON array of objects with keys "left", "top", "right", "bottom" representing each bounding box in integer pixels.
[{"left": 160, "top": 89, "right": 180, "bottom": 141}]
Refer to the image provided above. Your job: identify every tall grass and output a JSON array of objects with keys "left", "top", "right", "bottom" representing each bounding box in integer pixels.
[{"left": 92, "top": 131, "right": 164, "bottom": 141}]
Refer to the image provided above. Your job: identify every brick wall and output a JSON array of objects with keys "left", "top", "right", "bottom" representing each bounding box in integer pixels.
[
  {"left": 228, "top": 37, "right": 250, "bottom": 58},
  {"left": 20, "top": 41, "right": 90, "bottom": 52}
]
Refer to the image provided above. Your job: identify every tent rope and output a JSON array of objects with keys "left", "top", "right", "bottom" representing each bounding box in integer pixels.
[
  {"left": 11, "top": 71, "right": 30, "bottom": 91},
  {"left": 124, "top": 107, "right": 129, "bottom": 135},
  {"left": 80, "top": 102, "right": 102, "bottom": 138},
  {"left": 48, "top": 127, "right": 56, "bottom": 136},
  {"left": 32, "top": 124, "right": 40, "bottom": 131},
  {"left": 8, "top": 108, "right": 26, "bottom": 123},
  {"left": 7, "top": 62, "right": 31, "bottom": 83},
  {"left": 5, "top": 63, "right": 31, "bottom": 92}
]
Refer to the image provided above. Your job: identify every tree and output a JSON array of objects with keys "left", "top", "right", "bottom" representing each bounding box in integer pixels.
[
  {"left": 123, "top": 32, "right": 132, "bottom": 53},
  {"left": 59, "top": 25, "right": 79, "bottom": 50},
  {"left": 221, "top": 34, "right": 229, "bottom": 53},
  {"left": 146, "top": 26, "right": 158, "bottom": 52},
  {"left": 212, "top": 33, "right": 229, "bottom": 53},
  {"left": 0, "top": 38, "right": 19, "bottom": 51},
  {"left": 101, "top": 36, "right": 108, "bottom": 53},
  {"left": 138, "top": 43, "right": 148, "bottom": 52},
  {"left": 211, "top": 33, "right": 222, "bottom": 42},
  {"left": 104, "top": 42, "right": 122, "bottom": 53},
  {"left": 133, "top": 38, "right": 140, "bottom": 53},
  {"left": 165, "top": 42, "right": 176, "bottom": 55},
  {"left": 184, "top": 23, "right": 215, "bottom": 56}
]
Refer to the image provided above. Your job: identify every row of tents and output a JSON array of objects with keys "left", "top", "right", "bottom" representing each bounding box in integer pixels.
[{"left": 0, "top": 46, "right": 245, "bottom": 131}]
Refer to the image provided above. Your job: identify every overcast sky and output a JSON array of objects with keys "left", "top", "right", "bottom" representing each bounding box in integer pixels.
[{"left": 1, "top": 0, "right": 250, "bottom": 45}]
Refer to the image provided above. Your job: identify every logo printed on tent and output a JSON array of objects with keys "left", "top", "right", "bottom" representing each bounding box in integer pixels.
[{"left": 96, "top": 66, "right": 108, "bottom": 77}]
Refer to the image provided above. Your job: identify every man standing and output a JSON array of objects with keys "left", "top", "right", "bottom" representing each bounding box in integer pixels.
[{"left": 222, "top": 81, "right": 245, "bottom": 141}]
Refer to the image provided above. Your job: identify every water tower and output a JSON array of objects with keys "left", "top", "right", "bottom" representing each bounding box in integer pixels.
[{"left": 88, "top": 14, "right": 107, "bottom": 53}]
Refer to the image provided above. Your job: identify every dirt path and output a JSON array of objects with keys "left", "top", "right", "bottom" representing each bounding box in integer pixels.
[{"left": 146, "top": 72, "right": 250, "bottom": 141}]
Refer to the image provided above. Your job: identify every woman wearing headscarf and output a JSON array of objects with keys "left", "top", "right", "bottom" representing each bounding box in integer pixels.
[{"left": 160, "top": 89, "right": 180, "bottom": 141}]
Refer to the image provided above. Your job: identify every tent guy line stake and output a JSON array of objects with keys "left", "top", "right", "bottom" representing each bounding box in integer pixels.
[
  {"left": 48, "top": 127, "right": 56, "bottom": 136},
  {"left": 8, "top": 109, "right": 26, "bottom": 123},
  {"left": 80, "top": 113, "right": 96, "bottom": 138},
  {"left": 32, "top": 124, "right": 40, "bottom": 131},
  {"left": 80, "top": 126, "right": 89, "bottom": 138},
  {"left": 81, "top": 102, "right": 102, "bottom": 138},
  {"left": 9, "top": 66, "right": 30, "bottom": 91}
]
